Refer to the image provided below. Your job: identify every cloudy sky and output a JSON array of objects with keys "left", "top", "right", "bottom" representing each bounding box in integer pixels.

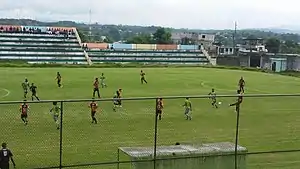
[{"left": 0, "top": 0, "right": 299, "bottom": 29}]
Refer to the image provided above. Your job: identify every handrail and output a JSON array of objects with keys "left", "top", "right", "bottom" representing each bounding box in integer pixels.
[{"left": 73, "top": 28, "right": 92, "bottom": 65}]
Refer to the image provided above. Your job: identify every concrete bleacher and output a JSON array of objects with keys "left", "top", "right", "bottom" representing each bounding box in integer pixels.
[
  {"left": 0, "top": 25, "right": 86, "bottom": 64},
  {"left": 0, "top": 25, "right": 212, "bottom": 65},
  {"left": 85, "top": 43, "right": 210, "bottom": 65},
  {"left": 88, "top": 49, "right": 209, "bottom": 64}
]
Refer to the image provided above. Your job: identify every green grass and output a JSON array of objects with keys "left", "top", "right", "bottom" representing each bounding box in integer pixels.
[{"left": 1, "top": 67, "right": 300, "bottom": 169}]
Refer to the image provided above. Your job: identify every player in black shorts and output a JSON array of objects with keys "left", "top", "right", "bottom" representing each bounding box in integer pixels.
[
  {"left": 93, "top": 78, "right": 101, "bottom": 98},
  {"left": 113, "top": 94, "right": 117, "bottom": 112},
  {"left": 116, "top": 89, "right": 122, "bottom": 107},
  {"left": 56, "top": 72, "right": 62, "bottom": 88},
  {"left": 0, "top": 143, "right": 16, "bottom": 169},
  {"left": 140, "top": 70, "right": 148, "bottom": 84},
  {"left": 89, "top": 99, "right": 98, "bottom": 124},
  {"left": 156, "top": 98, "right": 164, "bottom": 120},
  {"left": 230, "top": 90, "right": 243, "bottom": 112},
  {"left": 208, "top": 88, "right": 218, "bottom": 108},
  {"left": 20, "top": 100, "right": 29, "bottom": 125},
  {"left": 30, "top": 83, "right": 40, "bottom": 101},
  {"left": 238, "top": 77, "right": 245, "bottom": 93}
]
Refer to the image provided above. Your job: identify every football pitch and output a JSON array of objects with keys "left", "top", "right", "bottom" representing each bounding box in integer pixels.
[{"left": 1, "top": 67, "right": 300, "bottom": 169}]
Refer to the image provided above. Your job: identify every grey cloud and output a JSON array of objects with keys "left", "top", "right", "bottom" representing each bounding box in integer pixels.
[{"left": 0, "top": 0, "right": 299, "bottom": 29}]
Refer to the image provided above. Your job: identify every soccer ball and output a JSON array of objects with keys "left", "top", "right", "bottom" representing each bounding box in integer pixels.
[{"left": 218, "top": 102, "right": 222, "bottom": 105}]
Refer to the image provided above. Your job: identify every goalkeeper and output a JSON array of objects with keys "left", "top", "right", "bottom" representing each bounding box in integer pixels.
[{"left": 50, "top": 101, "right": 61, "bottom": 130}]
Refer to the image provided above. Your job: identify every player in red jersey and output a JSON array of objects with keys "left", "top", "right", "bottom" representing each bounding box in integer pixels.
[
  {"left": 238, "top": 77, "right": 245, "bottom": 93},
  {"left": 19, "top": 100, "right": 29, "bottom": 125},
  {"left": 89, "top": 98, "right": 98, "bottom": 124},
  {"left": 156, "top": 98, "right": 164, "bottom": 120},
  {"left": 229, "top": 90, "right": 243, "bottom": 112},
  {"left": 93, "top": 78, "right": 101, "bottom": 98}
]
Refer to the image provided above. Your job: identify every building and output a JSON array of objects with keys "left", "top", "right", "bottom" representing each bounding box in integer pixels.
[
  {"left": 238, "top": 38, "right": 268, "bottom": 53},
  {"left": 217, "top": 38, "right": 268, "bottom": 56},
  {"left": 171, "top": 32, "right": 215, "bottom": 46}
]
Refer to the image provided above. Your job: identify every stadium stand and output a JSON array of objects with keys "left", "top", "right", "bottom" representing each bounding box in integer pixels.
[
  {"left": 0, "top": 25, "right": 87, "bottom": 64},
  {"left": 0, "top": 25, "right": 213, "bottom": 65},
  {"left": 85, "top": 43, "right": 211, "bottom": 65}
]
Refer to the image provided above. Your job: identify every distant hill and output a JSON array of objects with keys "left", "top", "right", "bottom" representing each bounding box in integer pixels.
[{"left": 1, "top": 19, "right": 300, "bottom": 45}]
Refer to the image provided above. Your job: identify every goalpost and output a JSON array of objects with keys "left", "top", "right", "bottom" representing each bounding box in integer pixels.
[{"left": 117, "top": 142, "right": 247, "bottom": 169}]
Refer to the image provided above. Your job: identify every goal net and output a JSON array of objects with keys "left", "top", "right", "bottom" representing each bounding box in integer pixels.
[{"left": 118, "top": 142, "right": 247, "bottom": 169}]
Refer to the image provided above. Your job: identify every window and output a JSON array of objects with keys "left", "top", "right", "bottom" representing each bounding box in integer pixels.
[
  {"left": 225, "top": 48, "right": 228, "bottom": 52},
  {"left": 220, "top": 48, "right": 224, "bottom": 53},
  {"left": 229, "top": 48, "right": 233, "bottom": 52},
  {"left": 202, "top": 35, "right": 206, "bottom": 39}
]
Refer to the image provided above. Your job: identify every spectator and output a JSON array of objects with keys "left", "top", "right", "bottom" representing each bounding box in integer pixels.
[{"left": 0, "top": 143, "right": 16, "bottom": 169}]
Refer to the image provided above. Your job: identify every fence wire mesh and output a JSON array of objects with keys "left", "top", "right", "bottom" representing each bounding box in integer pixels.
[
  {"left": 0, "top": 102, "right": 60, "bottom": 169},
  {"left": 0, "top": 94, "right": 299, "bottom": 169}
]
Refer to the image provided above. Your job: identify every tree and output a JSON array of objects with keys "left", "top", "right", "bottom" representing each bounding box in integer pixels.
[
  {"left": 108, "top": 27, "right": 121, "bottom": 42},
  {"left": 126, "top": 33, "right": 153, "bottom": 44},
  {"left": 153, "top": 27, "right": 172, "bottom": 44},
  {"left": 285, "top": 40, "right": 297, "bottom": 48},
  {"left": 103, "top": 36, "right": 114, "bottom": 43},
  {"left": 77, "top": 29, "right": 88, "bottom": 43},
  {"left": 265, "top": 38, "right": 280, "bottom": 53}
]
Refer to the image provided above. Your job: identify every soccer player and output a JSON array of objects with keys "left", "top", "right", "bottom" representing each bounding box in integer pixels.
[
  {"left": 208, "top": 88, "right": 218, "bottom": 108},
  {"left": 182, "top": 97, "right": 192, "bottom": 120},
  {"left": 89, "top": 98, "right": 98, "bottom": 124},
  {"left": 113, "top": 93, "right": 120, "bottom": 112},
  {"left": 30, "top": 83, "right": 40, "bottom": 101},
  {"left": 238, "top": 77, "right": 245, "bottom": 93},
  {"left": 50, "top": 102, "right": 61, "bottom": 129},
  {"left": 156, "top": 98, "right": 164, "bottom": 120},
  {"left": 116, "top": 88, "right": 122, "bottom": 107},
  {"left": 21, "top": 78, "right": 30, "bottom": 98},
  {"left": 100, "top": 73, "right": 107, "bottom": 88},
  {"left": 229, "top": 90, "right": 243, "bottom": 112},
  {"left": 20, "top": 100, "right": 29, "bottom": 125},
  {"left": 0, "top": 143, "right": 16, "bottom": 169},
  {"left": 56, "top": 72, "right": 62, "bottom": 88},
  {"left": 140, "top": 70, "right": 148, "bottom": 84},
  {"left": 93, "top": 78, "right": 101, "bottom": 98}
]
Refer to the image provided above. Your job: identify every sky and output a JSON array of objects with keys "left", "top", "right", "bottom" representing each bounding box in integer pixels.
[{"left": 0, "top": 0, "right": 299, "bottom": 29}]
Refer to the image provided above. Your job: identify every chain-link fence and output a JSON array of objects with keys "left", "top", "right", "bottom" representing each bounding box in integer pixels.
[{"left": 0, "top": 94, "right": 300, "bottom": 169}]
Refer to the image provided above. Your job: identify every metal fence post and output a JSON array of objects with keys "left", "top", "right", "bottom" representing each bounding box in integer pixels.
[
  {"left": 117, "top": 149, "right": 120, "bottom": 169},
  {"left": 234, "top": 104, "right": 241, "bottom": 169},
  {"left": 153, "top": 98, "right": 158, "bottom": 169},
  {"left": 59, "top": 101, "right": 64, "bottom": 169}
]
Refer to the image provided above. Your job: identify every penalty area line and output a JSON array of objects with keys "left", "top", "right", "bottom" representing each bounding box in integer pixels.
[{"left": 0, "top": 88, "right": 10, "bottom": 98}]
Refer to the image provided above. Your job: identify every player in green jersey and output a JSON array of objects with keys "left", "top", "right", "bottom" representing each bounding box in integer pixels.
[
  {"left": 21, "top": 78, "right": 30, "bottom": 98},
  {"left": 100, "top": 73, "right": 107, "bottom": 88},
  {"left": 182, "top": 97, "right": 192, "bottom": 120},
  {"left": 50, "top": 102, "right": 61, "bottom": 129}
]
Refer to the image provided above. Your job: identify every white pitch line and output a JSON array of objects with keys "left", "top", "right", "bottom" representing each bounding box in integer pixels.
[{"left": 0, "top": 88, "right": 10, "bottom": 98}]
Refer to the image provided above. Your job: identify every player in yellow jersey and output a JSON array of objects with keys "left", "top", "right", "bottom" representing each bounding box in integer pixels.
[
  {"left": 182, "top": 97, "right": 192, "bottom": 120},
  {"left": 50, "top": 102, "right": 61, "bottom": 129},
  {"left": 140, "top": 70, "right": 148, "bottom": 84}
]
